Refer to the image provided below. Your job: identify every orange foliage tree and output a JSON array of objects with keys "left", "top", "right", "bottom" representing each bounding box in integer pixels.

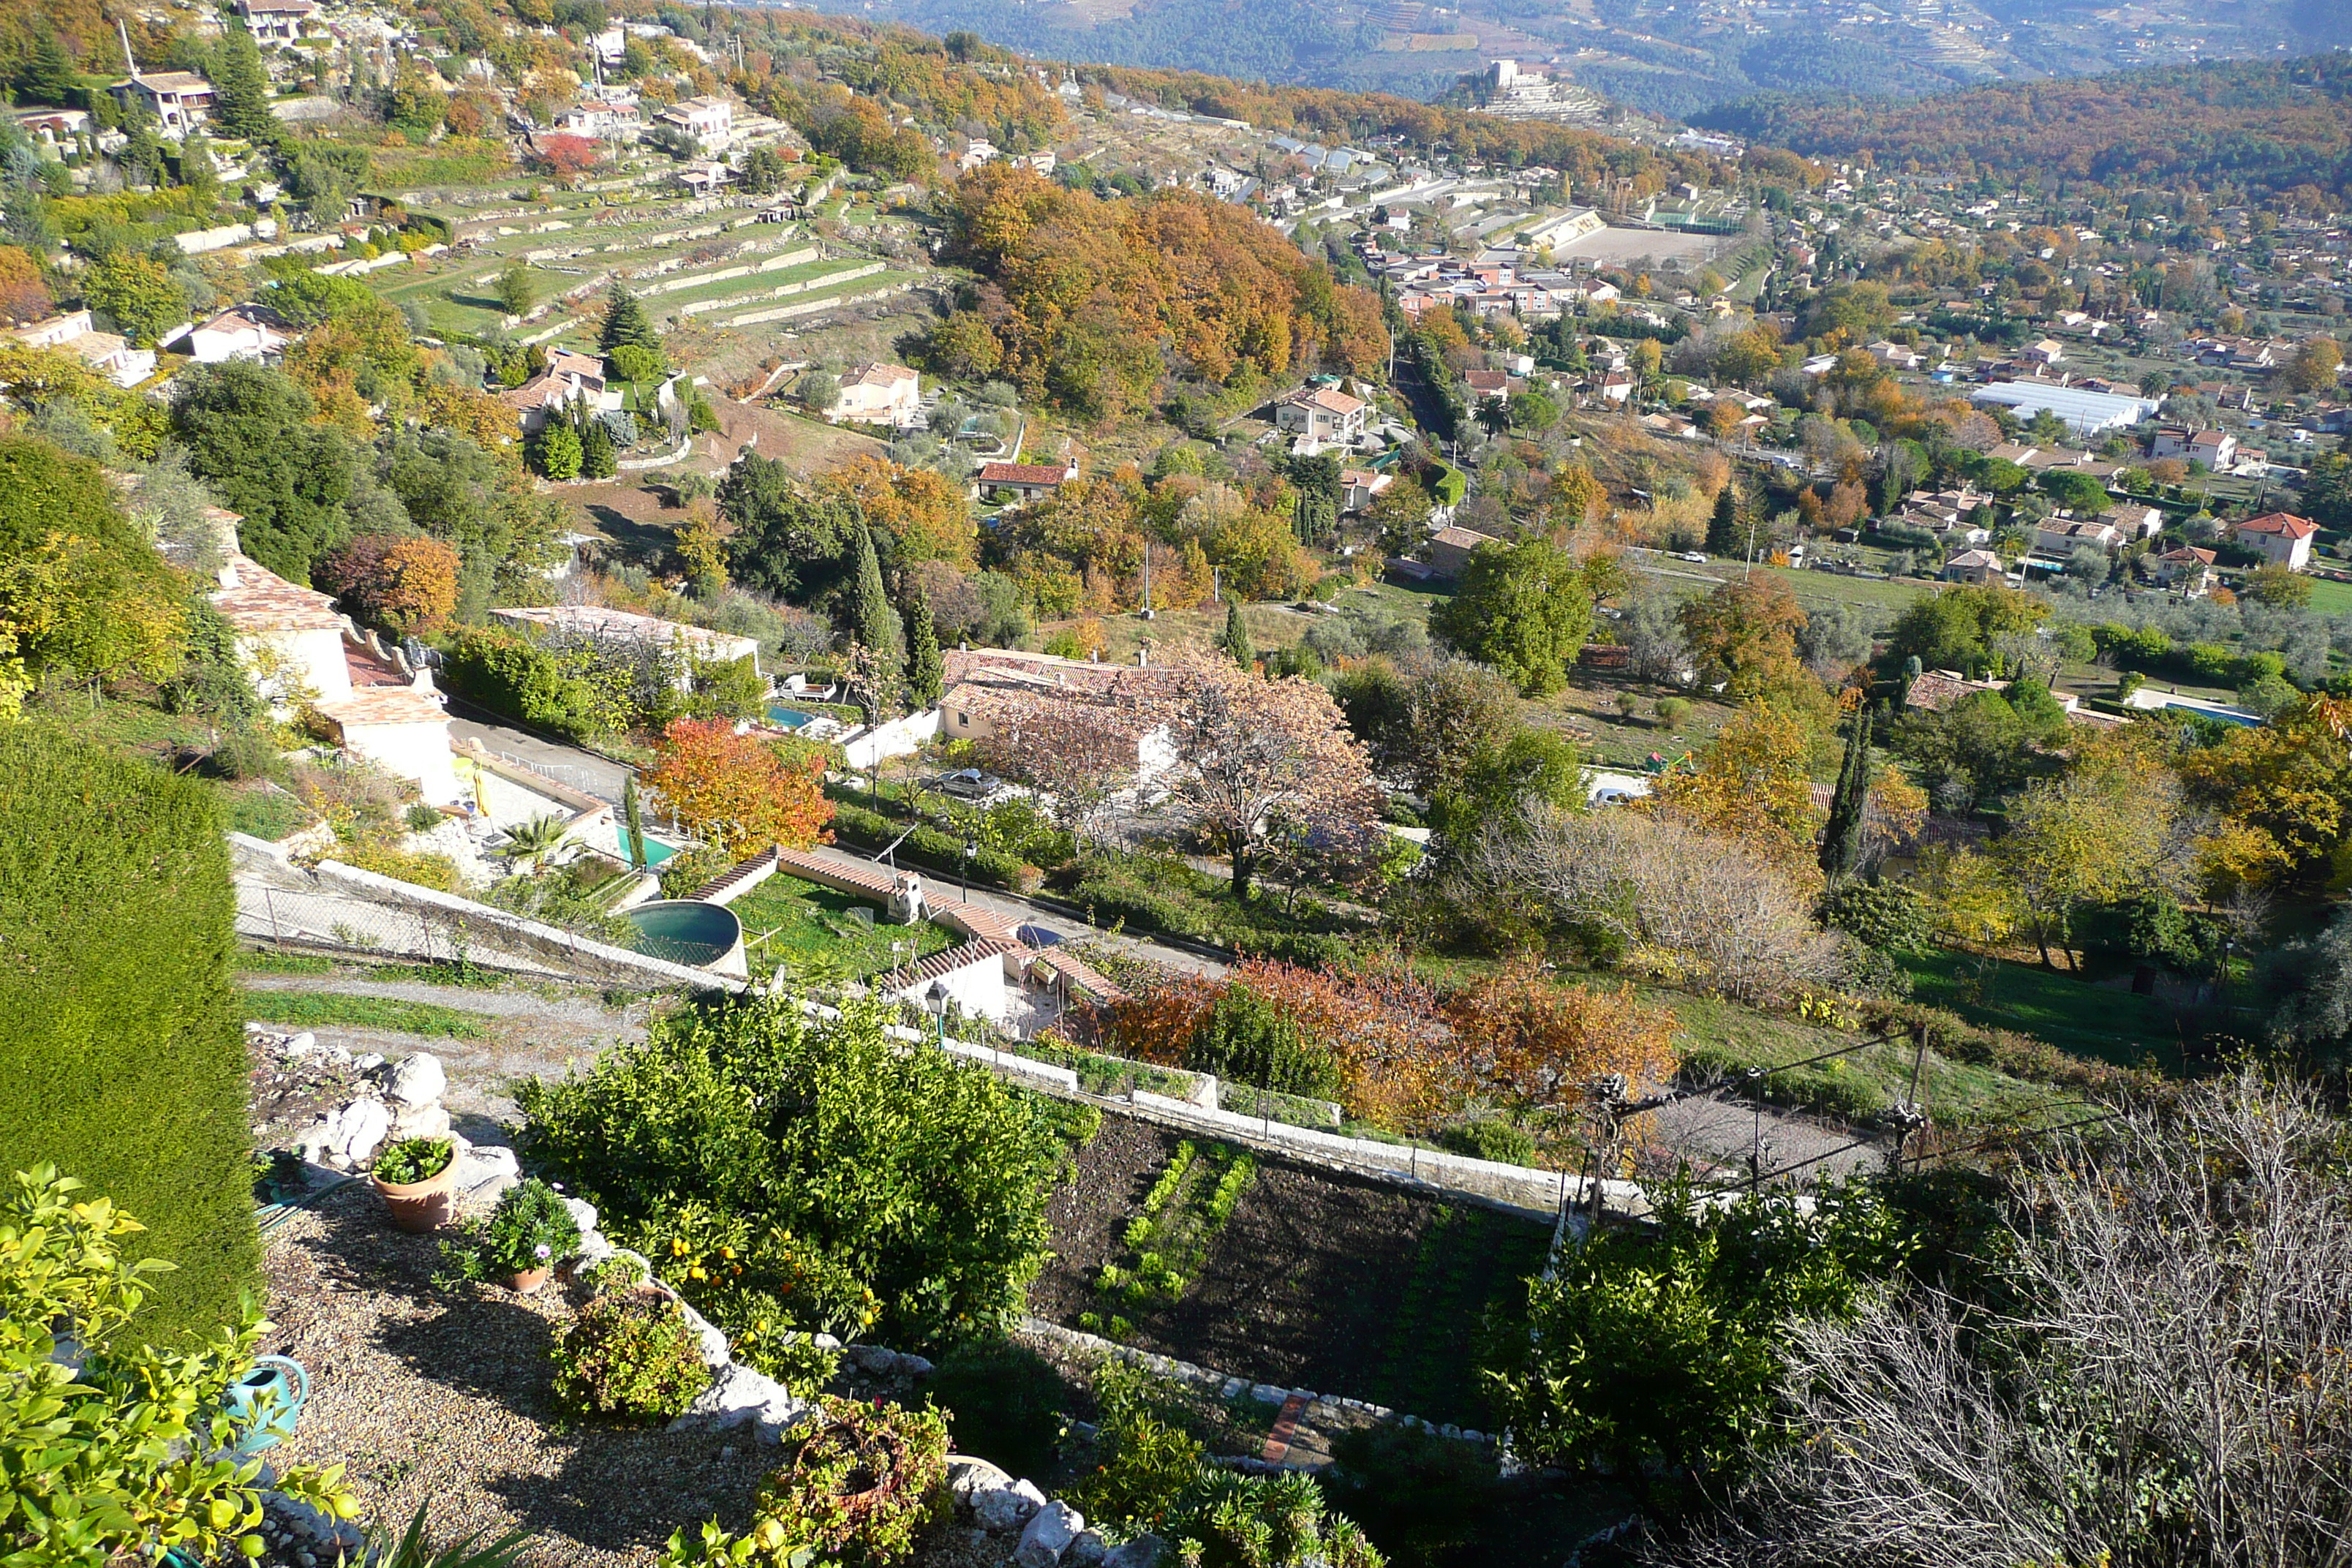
[
  {"left": 818, "top": 454, "right": 978, "bottom": 568},
  {"left": 939, "top": 165, "right": 1385, "bottom": 426},
  {"left": 1098, "top": 951, "right": 1678, "bottom": 1136},
  {"left": 316, "top": 535, "right": 460, "bottom": 634},
  {"left": 642, "top": 717, "right": 833, "bottom": 857}
]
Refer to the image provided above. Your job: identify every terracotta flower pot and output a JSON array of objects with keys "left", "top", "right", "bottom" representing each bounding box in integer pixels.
[
  {"left": 503, "top": 1266, "right": 553, "bottom": 1293},
  {"left": 373, "top": 1160, "right": 459, "bottom": 1233}
]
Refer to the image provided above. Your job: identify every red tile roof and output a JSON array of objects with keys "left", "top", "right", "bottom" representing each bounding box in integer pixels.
[
  {"left": 2239, "top": 511, "right": 2315, "bottom": 539},
  {"left": 977, "top": 461, "right": 1073, "bottom": 486}
]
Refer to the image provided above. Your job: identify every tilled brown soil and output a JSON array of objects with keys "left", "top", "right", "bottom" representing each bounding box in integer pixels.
[{"left": 1030, "top": 1113, "right": 1550, "bottom": 1425}]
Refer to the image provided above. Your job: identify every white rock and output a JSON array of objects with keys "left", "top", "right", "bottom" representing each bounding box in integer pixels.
[
  {"left": 949, "top": 1455, "right": 1014, "bottom": 1501},
  {"left": 668, "top": 1362, "right": 813, "bottom": 1441},
  {"left": 456, "top": 1144, "right": 519, "bottom": 1187},
  {"left": 1015, "top": 1501, "right": 1084, "bottom": 1567},
  {"left": 971, "top": 1477, "right": 1047, "bottom": 1533},
  {"left": 285, "top": 1031, "right": 318, "bottom": 1055},
  {"left": 1220, "top": 1378, "right": 1247, "bottom": 1399},
  {"left": 562, "top": 1196, "right": 599, "bottom": 1234},
  {"left": 353, "top": 1053, "right": 385, "bottom": 1074},
  {"left": 1249, "top": 1384, "right": 1286, "bottom": 1405},
  {"left": 325, "top": 1097, "right": 391, "bottom": 1169},
  {"left": 813, "top": 1331, "right": 843, "bottom": 1350},
  {"left": 386, "top": 1052, "right": 445, "bottom": 1107},
  {"left": 392, "top": 1103, "right": 452, "bottom": 1142},
  {"left": 1101, "top": 1535, "right": 1166, "bottom": 1568},
  {"left": 293, "top": 1118, "right": 336, "bottom": 1164},
  {"left": 573, "top": 1230, "right": 615, "bottom": 1267},
  {"left": 1066, "top": 1531, "right": 1108, "bottom": 1567}
]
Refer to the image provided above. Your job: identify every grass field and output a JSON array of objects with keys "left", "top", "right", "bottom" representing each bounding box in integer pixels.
[
  {"left": 2303, "top": 576, "right": 2352, "bottom": 617},
  {"left": 1896, "top": 948, "right": 2186, "bottom": 1075},
  {"left": 239, "top": 990, "right": 495, "bottom": 1041}
]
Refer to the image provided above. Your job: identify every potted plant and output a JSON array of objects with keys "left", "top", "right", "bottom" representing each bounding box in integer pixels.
[
  {"left": 437, "top": 1178, "right": 581, "bottom": 1292},
  {"left": 372, "top": 1137, "right": 458, "bottom": 1233}
]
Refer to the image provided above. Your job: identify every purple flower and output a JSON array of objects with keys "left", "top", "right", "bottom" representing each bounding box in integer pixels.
[{"left": 535, "top": 1243, "right": 552, "bottom": 1259}]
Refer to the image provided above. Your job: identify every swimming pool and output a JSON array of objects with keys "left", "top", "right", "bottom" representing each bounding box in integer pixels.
[
  {"left": 617, "top": 828, "right": 682, "bottom": 866},
  {"left": 766, "top": 705, "right": 816, "bottom": 729}
]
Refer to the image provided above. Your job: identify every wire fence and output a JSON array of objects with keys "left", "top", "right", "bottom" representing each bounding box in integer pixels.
[{"left": 235, "top": 877, "right": 720, "bottom": 986}]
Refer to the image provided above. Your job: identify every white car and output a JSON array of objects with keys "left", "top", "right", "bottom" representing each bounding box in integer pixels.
[{"left": 1679, "top": 551, "right": 1709, "bottom": 563}]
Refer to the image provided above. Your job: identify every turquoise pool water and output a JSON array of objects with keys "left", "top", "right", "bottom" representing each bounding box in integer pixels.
[
  {"left": 623, "top": 900, "right": 741, "bottom": 968},
  {"left": 618, "top": 828, "right": 681, "bottom": 866},
  {"left": 766, "top": 705, "right": 816, "bottom": 729}
]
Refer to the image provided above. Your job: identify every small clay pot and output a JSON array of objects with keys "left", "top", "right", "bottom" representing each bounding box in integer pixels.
[
  {"left": 503, "top": 1266, "right": 553, "bottom": 1293},
  {"left": 372, "top": 1159, "right": 459, "bottom": 1233}
]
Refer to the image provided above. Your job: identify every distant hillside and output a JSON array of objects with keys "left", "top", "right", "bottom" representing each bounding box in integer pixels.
[{"left": 1697, "top": 53, "right": 2352, "bottom": 208}]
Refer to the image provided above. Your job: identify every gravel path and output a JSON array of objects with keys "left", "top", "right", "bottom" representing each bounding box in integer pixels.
[
  {"left": 241, "top": 973, "right": 655, "bottom": 1130},
  {"left": 259, "top": 1182, "right": 774, "bottom": 1565}
]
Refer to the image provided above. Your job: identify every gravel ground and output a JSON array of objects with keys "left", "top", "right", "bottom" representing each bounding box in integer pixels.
[{"left": 260, "top": 1180, "right": 778, "bottom": 1565}]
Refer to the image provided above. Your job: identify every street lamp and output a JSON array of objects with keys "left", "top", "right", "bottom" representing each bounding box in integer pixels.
[
  {"left": 924, "top": 980, "right": 949, "bottom": 1047},
  {"left": 962, "top": 839, "right": 977, "bottom": 900}
]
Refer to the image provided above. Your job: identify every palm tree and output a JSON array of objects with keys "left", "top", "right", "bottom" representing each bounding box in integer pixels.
[{"left": 497, "top": 813, "right": 570, "bottom": 875}]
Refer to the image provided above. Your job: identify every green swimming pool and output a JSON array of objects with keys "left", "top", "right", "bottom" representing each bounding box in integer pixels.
[{"left": 622, "top": 900, "right": 742, "bottom": 968}]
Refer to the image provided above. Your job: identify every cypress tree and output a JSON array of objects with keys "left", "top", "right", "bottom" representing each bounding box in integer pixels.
[
  {"left": 622, "top": 774, "right": 647, "bottom": 870},
  {"left": 1220, "top": 598, "right": 1254, "bottom": 669},
  {"left": 598, "top": 284, "right": 660, "bottom": 355},
  {"left": 207, "top": 26, "right": 277, "bottom": 144},
  {"left": 1820, "top": 706, "right": 1873, "bottom": 881},
  {"left": 578, "top": 410, "right": 617, "bottom": 479},
  {"left": 1705, "top": 480, "right": 1745, "bottom": 558},
  {"left": 851, "top": 525, "right": 904, "bottom": 712},
  {"left": 904, "top": 591, "right": 943, "bottom": 709}
]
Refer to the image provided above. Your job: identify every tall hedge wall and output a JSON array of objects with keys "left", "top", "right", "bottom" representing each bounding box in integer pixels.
[{"left": 0, "top": 725, "right": 258, "bottom": 1344}]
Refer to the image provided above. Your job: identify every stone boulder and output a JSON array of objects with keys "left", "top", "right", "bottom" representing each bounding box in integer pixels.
[
  {"left": 313, "top": 1096, "right": 391, "bottom": 1169},
  {"left": 1014, "top": 1501, "right": 1085, "bottom": 1567},
  {"left": 391, "top": 1103, "right": 452, "bottom": 1142},
  {"left": 385, "top": 1052, "right": 446, "bottom": 1107},
  {"left": 949, "top": 1455, "right": 1015, "bottom": 1501},
  {"left": 971, "top": 1477, "right": 1047, "bottom": 1533},
  {"left": 668, "top": 1363, "right": 813, "bottom": 1442}
]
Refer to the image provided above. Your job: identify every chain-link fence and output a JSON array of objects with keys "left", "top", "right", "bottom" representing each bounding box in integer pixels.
[{"left": 235, "top": 873, "right": 728, "bottom": 988}]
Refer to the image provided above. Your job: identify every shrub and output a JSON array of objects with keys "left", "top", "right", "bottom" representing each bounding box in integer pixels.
[
  {"left": 551, "top": 1289, "right": 709, "bottom": 1420},
  {"left": 1439, "top": 1117, "right": 1537, "bottom": 1165},
  {"left": 1485, "top": 1178, "right": 1912, "bottom": 1483},
  {"left": 927, "top": 1335, "right": 1077, "bottom": 1480},
  {"left": 0, "top": 725, "right": 258, "bottom": 1345},
  {"left": 0, "top": 1166, "right": 359, "bottom": 1562},
  {"left": 404, "top": 802, "right": 445, "bottom": 832},
  {"left": 825, "top": 801, "right": 1041, "bottom": 892},
  {"left": 1656, "top": 697, "right": 1692, "bottom": 728},
  {"left": 372, "top": 1137, "right": 453, "bottom": 1184},
  {"left": 440, "top": 626, "right": 631, "bottom": 742},
  {"left": 663, "top": 1396, "right": 950, "bottom": 1567},
  {"left": 516, "top": 992, "right": 1064, "bottom": 1348},
  {"left": 1188, "top": 985, "right": 1343, "bottom": 1100},
  {"left": 633, "top": 1198, "right": 867, "bottom": 1395}
]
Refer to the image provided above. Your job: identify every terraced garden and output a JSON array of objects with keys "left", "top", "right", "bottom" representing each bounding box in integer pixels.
[{"left": 1035, "top": 1115, "right": 1554, "bottom": 1428}]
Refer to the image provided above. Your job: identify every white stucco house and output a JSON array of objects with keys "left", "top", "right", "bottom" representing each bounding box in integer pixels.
[
  {"left": 489, "top": 603, "right": 762, "bottom": 680},
  {"left": 1275, "top": 385, "right": 1368, "bottom": 448},
  {"left": 829, "top": 362, "right": 924, "bottom": 428},
  {"left": 655, "top": 94, "right": 733, "bottom": 151},
  {"left": 189, "top": 304, "right": 295, "bottom": 364},
  {"left": 7, "top": 309, "right": 154, "bottom": 387},
  {"left": 2235, "top": 511, "right": 2316, "bottom": 570}
]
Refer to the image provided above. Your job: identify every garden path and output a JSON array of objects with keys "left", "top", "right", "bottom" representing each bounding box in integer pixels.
[{"left": 241, "top": 972, "right": 654, "bottom": 1129}]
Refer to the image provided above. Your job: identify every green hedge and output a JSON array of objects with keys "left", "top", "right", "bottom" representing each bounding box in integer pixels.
[
  {"left": 826, "top": 802, "right": 1042, "bottom": 894},
  {"left": 0, "top": 726, "right": 259, "bottom": 1346}
]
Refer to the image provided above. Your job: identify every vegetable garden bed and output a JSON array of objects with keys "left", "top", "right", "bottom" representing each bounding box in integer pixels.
[{"left": 1032, "top": 1114, "right": 1553, "bottom": 1428}]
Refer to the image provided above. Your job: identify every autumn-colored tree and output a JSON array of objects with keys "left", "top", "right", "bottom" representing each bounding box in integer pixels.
[
  {"left": 1137, "top": 652, "right": 1381, "bottom": 901},
  {"left": 1654, "top": 699, "right": 1823, "bottom": 878},
  {"left": 973, "top": 701, "right": 1132, "bottom": 837},
  {"left": 818, "top": 454, "right": 978, "bottom": 568},
  {"left": 533, "top": 134, "right": 600, "bottom": 181},
  {"left": 642, "top": 717, "right": 832, "bottom": 858},
  {"left": 0, "top": 245, "right": 52, "bottom": 324},
  {"left": 1439, "top": 960, "right": 1680, "bottom": 1112},
  {"left": 1998, "top": 728, "right": 2195, "bottom": 969},
  {"left": 1676, "top": 576, "right": 1812, "bottom": 701},
  {"left": 315, "top": 535, "right": 460, "bottom": 634},
  {"left": 2285, "top": 336, "right": 2343, "bottom": 395}
]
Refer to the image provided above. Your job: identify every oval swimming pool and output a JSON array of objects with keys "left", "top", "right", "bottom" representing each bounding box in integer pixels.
[{"left": 622, "top": 900, "right": 743, "bottom": 969}]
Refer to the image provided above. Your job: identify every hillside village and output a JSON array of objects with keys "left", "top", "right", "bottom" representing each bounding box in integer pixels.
[{"left": 4, "top": 4, "right": 2352, "bottom": 1568}]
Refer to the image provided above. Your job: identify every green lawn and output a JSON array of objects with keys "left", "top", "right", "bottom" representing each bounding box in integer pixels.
[
  {"left": 1896, "top": 948, "right": 2185, "bottom": 1075},
  {"left": 2302, "top": 576, "right": 2352, "bottom": 617},
  {"left": 239, "top": 990, "right": 494, "bottom": 1041},
  {"left": 725, "top": 872, "right": 956, "bottom": 980}
]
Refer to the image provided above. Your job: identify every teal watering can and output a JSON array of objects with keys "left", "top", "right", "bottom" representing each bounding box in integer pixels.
[{"left": 217, "top": 1354, "right": 309, "bottom": 1458}]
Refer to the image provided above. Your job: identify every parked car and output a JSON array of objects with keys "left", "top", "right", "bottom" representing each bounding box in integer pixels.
[
  {"left": 1679, "top": 551, "right": 1709, "bottom": 563},
  {"left": 931, "top": 769, "right": 1003, "bottom": 800}
]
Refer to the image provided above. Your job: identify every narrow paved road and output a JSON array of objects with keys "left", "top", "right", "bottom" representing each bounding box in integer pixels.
[{"left": 445, "top": 701, "right": 633, "bottom": 803}]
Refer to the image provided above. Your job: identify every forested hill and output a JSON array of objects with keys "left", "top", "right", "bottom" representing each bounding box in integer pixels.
[{"left": 1699, "top": 53, "right": 2352, "bottom": 208}]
